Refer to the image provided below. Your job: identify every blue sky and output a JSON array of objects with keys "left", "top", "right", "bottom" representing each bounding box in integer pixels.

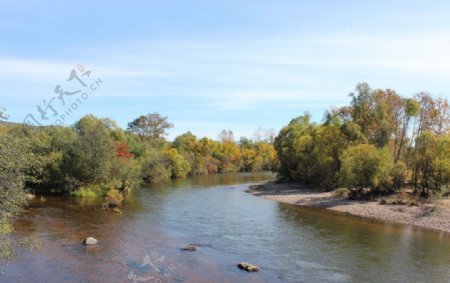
[{"left": 1, "top": 0, "right": 450, "bottom": 140}]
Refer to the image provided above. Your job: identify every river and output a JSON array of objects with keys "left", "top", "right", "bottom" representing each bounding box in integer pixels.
[{"left": 2, "top": 172, "right": 450, "bottom": 283}]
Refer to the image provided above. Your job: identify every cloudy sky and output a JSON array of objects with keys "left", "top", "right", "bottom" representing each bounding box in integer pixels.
[{"left": 1, "top": 0, "right": 449, "bottom": 139}]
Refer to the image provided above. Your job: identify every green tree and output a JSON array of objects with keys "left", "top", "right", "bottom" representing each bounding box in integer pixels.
[
  {"left": 0, "top": 135, "right": 35, "bottom": 219},
  {"left": 140, "top": 146, "right": 171, "bottom": 183},
  {"left": 73, "top": 115, "right": 115, "bottom": 185},
  {"left": 0, "top": 134, "right": 37, "bottom": 263},
  {"left": 340, "top": 144, "right": 392, "bottom": 191},
  {"left": 165, "top": 148, "right": 191, "bottom": 178},
  {"left": 112, "top": 156, "right": 141, "bottom": 192},
  {"left": 172, "top": 132, "right": 197, "bottom": 174},
  {"left": 412, "top": 133, "right": 450, "bottom": 195},
  {"left": 274, "top": 114, "right": 315, "bottom": 181},
  {"left": 127, "top": 113, "right": 173, "bottom": 140}
]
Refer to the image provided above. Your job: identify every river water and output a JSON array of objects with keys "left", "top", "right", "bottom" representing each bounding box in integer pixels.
[{"left": 2, "top": 172, "right": 450, "bottom": 283}]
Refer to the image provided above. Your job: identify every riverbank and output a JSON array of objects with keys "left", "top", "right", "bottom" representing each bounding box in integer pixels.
[{"left": 247, "top": 182, "right": 450, "bottom": 233}]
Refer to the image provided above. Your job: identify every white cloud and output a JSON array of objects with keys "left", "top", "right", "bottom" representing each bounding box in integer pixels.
[{"left": 2, "top": 31, "right": 449, "bottom": 105}]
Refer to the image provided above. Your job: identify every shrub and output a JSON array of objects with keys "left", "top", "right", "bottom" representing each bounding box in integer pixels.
[
  {"left": 340, "top": 144, "right": 393, "bottom": 190},
  {"left": 103, "top": 189, "right": 124, "bottom": 208}
]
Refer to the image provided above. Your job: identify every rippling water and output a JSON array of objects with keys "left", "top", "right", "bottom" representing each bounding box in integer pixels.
[{"left": 3, "top": 172, "right": 450, "bottom": 282}]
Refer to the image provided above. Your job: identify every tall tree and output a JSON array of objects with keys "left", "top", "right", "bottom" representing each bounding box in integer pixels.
[
  {"left": 73, "top": 115, "right": 115, "bottom": 184},
  {"left": 395, "top": 98, "right": 419, "bottom": 162},
  {"left": 127, "top": 113, "right": 173, "bottom": 140}
]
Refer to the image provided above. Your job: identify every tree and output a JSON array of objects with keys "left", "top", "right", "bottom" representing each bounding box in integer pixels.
[
  {"left": 255, "top": 142, "right": 277, "bottom": 171},
  {"left": 165, "top": 148, "right": 191, "bottom": 178},
  {"left": 139, "top": 146, "right": 171, "bottom": 183},
  {"left": 239, "top": 137, "right": 253, "bottom": 149},
  {"left": 274, "top": 113, "right": 316, "bottom": 181},
  {"left": 111, "top": 155, "right": 141, "bottom": 192},
  {"left": 218, "top": 130, "right": 234, "bottom": 142},
  {"left": 0, "top": 135, "right": 35, "bottom": 219},
  {"left": 395, "top": 98, "right": 419, "bottom": 162},
  {"left": 433, "top": 135, "right": 450, "bottom": 190},
  {"left": 273, "top": 84, "right": 448, "bottom": 197},
  {"left": 308, "top": 124, "right": 349, "bottom": 188},
  {"left": 0, "top": 134, "right": 35, "bottom": 263},
  {"left": 217, "top": 140, "right": 242, "bottom": 172},
  {"left": 196, "top": 137, "right": 221, "bottom": 174},
  {"left": 412, "top": 132, "right": 450, "bottom": 196},
  {"left": 253, "top": 127, "right": 264, "bottom": 142},
  {"left": 73, "top": 115, "right": 115, "bottom": 184},
  {"left": 349, "top": 83, "right": 375, "bottom": 139},
  {"left": 127, "top": 113, "right": 173, "bottom": 140},
  {"left": 340, "top": 144, "right": 392, "bottom": 191}
]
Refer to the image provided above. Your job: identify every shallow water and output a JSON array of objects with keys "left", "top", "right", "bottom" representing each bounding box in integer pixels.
[{"left": 3, "top": 172, "right": 450, "bottom": 282}]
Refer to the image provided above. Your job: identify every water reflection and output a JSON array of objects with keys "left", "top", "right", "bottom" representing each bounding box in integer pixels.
[
  {"left": 3, "top": 172, "right": 450, "bottom": 283},
  {"left": 276, "top": 203, "right": 450, "bottom": 282}
]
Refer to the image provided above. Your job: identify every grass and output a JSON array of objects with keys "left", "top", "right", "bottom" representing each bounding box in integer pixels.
[
  {"left": 70, "top": 188, "right": 99, "bottom": 198},
  {"left": 69, "top": 184, "right": 111, "bottom": 198},
  {"left": 70, "top": 182, "right": 127, "bottom": 199}
]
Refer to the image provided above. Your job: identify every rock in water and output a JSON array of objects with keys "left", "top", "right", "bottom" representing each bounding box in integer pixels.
[
  {"left": 83, "top": 237, "right": 98, "bottom": 245},
  {"left": 25, "top": 193, "right": 35, "bottom": 201},
  {"left": 237, "top": 262, "right": 260, "bottom": 272},
  {"left": 181, "top": 244, "right": 197, "bottom": 251}
]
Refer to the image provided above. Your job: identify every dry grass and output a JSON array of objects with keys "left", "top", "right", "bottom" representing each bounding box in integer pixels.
[
  {"left": 434, "top": 199, "right": 450, "bottom": 208},
  {"left": 378, "top": 190, "right": 423, "bottom": 206}
]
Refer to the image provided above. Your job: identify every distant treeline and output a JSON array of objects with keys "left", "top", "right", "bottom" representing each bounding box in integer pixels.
[
  {"left": 275, "top": 83, "right": 449, "bottom": 197},
  {"left": 0, "top": 113, "right": 277, "bottom": 199}
]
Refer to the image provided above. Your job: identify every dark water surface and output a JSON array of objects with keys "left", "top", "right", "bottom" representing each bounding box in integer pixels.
[{"left": 3, "top": 172, "right": 450, "bottom": 282}]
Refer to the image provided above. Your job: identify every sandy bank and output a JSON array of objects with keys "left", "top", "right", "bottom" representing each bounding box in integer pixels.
[{"left": 247, "top": 182, "right": 450, "bottom": 233}]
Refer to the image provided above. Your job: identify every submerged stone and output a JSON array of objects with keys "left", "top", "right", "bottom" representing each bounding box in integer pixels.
[
  {"left": 181, "top": 244, "right": 197, "bottom": 251},
  {"left": 237, "top": 262, "right": 260, "bottom": 272}
]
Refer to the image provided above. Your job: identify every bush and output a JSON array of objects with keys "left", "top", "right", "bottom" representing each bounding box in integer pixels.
[
  {"left": 340, "top": 144, "right": 393, "bottom": 190},
  {"left": 69, "top": 183, "right": 112, "bottom": 198},
  {"left": 103, "top": 189, "right": 124, "bottom": 208}
]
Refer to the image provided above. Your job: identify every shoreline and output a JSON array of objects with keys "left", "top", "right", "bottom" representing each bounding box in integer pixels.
[{"left": 247, "top": 182, "right": 450, "bottom": 234}]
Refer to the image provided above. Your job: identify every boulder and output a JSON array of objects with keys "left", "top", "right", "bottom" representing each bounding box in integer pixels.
[
  {"left": 237, "top": 262, "right": 260, "bottom": 272},
  {"left": 83, "top": 237, "right": 98, "bottom": 245}
]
